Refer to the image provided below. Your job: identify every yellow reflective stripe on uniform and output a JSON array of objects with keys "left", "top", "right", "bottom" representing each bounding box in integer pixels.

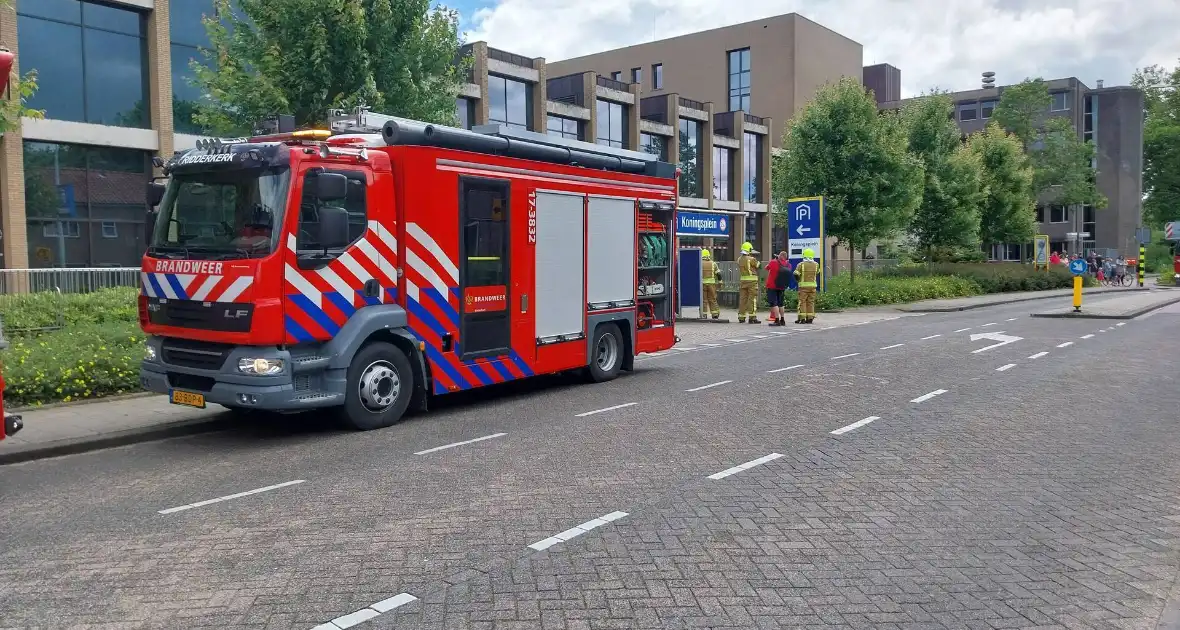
[
  {"left": 798, "top": 281, "right": 817, "bottom": 288},
  {"left": 702, "top": 278, "right": 716, "bottom": 284}
]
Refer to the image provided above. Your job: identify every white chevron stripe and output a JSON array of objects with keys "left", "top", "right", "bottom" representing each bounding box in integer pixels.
[
  {"left": 407, "top": 222, "right": 457, "bottom": 282},
  {"left": 141, "top": 272, "right": 157, "bottom": 297},
  {"left": 405, "top": 278, "right": 420, "bottom": 303},
  {"left": 155, "top": 273, "right": 178, "bottom": 299},
  {"left": 174, "top": 274, "right": 197, "bottom": 291},
  {"left": 336, "top": 251, "right": 373, "bottom": 284},
  {"left": 406, "top": 248, "right": 450, "bottom": 297},
  {"left": 286, "top": 232, "right": 298, "bottom": 251},
  {"left": 372, "top": 221, "right": 397, "bottom": 254},
  {"left": 285, "top": 263, "right": 322, "bottom": 307},
  {"left": 316, "top": 264, "right": 355, "bottom": 298},
  {"left": 189, "top": 275, "right": 223, "bottom": 301},
  {"left": 217, "top": 276, "right": 253, "bottom": 302},
  {"left": 353, "top": 238, "right": 394, "bottom": 284}
]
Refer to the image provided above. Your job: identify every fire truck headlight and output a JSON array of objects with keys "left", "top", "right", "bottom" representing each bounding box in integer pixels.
[
  {"left": 238, "top": 357, "right": 284, "bottom": 375},
  {"left": 144, "top": 344, "right": 158, "bottom": 362}
]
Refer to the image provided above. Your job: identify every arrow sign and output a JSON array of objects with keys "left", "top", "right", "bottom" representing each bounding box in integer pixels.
[
  {"left": 969, "top": 331, "right": 1023, "bottom": 354},
  {"left": 795, "top": 224, "right": 811, "bottom": 236}
]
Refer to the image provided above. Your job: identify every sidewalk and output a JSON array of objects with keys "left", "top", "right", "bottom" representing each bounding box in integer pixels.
[
  {"left": 0, "top": 395, "right": 228, "bottom": 465},
  {"left": 897, "top": 286, "right": 1146, "bottom": 312},
  {"left": 1029, "top": 288, "right": 1180, "bottom": 319}
]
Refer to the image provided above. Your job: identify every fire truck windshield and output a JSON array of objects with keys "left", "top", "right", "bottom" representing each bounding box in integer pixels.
[{"left": 149, "top": 167, "right": 291, "bottom": 260}]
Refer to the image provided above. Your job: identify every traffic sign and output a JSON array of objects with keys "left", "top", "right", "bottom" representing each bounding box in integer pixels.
[
  {"left": 1166, "top": 222, "right": 1178, "bottom": 241},
  {"left": 1068, "top": 258, "right": 1088, "bottom": 275},
  {"left": 786, "top": 196, "right": 825, "bottom": 291},
  {"left": 1136, "top": 227, "right": 1153, "bottom": 245}
]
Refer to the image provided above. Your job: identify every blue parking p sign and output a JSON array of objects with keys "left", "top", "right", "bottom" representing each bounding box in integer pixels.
[{"left": 1069, "top": 258, "right": 1088, "bottom": 276}]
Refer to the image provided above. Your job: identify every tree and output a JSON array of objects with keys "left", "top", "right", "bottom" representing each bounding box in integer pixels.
[
  {"left": 1132, "top": 63, "right": 1180, "bottom": 228},
  {"left": 993, "top": 77, "right": 1105, "bottom": 213},
  {"left": 773, "top": 76, "right": 924, "bottom": 280},
  {"left": 192, "top": 0, "right": 467, "bottom": 135},
  {"left": 900, "top": 92, "right": 984, "bottom": 259},
  {"left": 967, "top": 123, "right": 1037, "bottom": 246}
]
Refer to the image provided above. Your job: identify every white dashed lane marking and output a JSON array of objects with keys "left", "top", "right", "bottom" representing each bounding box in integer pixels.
[
  {"left": 910, "top": 389, "right": 948, "bottom": 404},
  {"left": 880, "top": 343, "right": 904, "bottom": 350},
  {"left": 158, "top": 480, "right": 306, "bottom": 515},
  {"left": 921, "top": 334, "right": 941, "bottom": 340},
  {"left": 954, "top": 327, "right": 972, "bottom": 333},
  {"left": 831, "top": 353, "right": 860, "bottom": 360},
  {"left": 1028, "top": 352, "right": 1049, "bottom": 359},
  {"left": 414, "top": 433, "right": 506, "bottom": 456},
  {"left": 1081, "top": 334, "right": 1094, "bottom": 339},
  {"left": 831, "top": 416, "right": 879, "bottom": 435},
  {"left": 767, "top": 364, "right": 804, "bottom": 373},
  {"left": 575, "top": 402, "right": 637, "bottom": 417},
  {"left": 981, "top": 322, "right": 998, "bottom": 327},
  {"left": 528, "top": 511, "right": 629, "bottom": 551},
  {"left": 686, "top": 380, "right": 732, "bottom": 392},
  {"left": 1057, "top": 342, "right": 1074, "bottom": 348},
  {"left": 707, "top": 453, "right": 784, "bottom": 480},
  {"left": 996, "top": 363, "right": 1017, "bottom": 372}
]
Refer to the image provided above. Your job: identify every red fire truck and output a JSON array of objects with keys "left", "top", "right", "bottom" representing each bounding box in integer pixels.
[{"left": 139, "top": 108, "right": 679, "bottom": 430}]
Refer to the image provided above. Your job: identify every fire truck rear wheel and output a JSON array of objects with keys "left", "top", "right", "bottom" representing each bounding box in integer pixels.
[
  {"left": 586, "top": 324, "right": 623, "bottom": 383},
  {"left": 340, "top": 342, "right": 413, "bottom": 430}
]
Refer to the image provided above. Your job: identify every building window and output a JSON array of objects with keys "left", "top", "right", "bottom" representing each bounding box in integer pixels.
[
  {"left": 1035, "top": 206, "right": 1045, "bottom": 223},
  {"left": 981, "top": 100, "right": 997, "bottom": 119},
  {"left": 678, "top": 118, "right": 702, "bottom": 197},
  {"left": 640, "top": 133, "right": 667, "bottom": 161},
  {"left": 171, "top": 0, "right": 242, "bottom": 134},
  {"left": 1050, "top": 92, "right": 1069, "bottom": 111},
  {"left": 611, "top": 71, "right": 622, "bottom": 81},
  {"left": 742, "top": 132, "right": 762, "bottom": 203},
  {"left": 712, "top": 146, "right": 733, "bottom": 201},
  {"left": 631, "top": 67, "right": 642, "bottom": 85},
  {"left": 1048, "top": 205, "right": 1068, "bottom": 223},
  {"left": 547, "top": 115, "right": 580, "bottom": 140},
  {"left": 727, "top": 48, "right": 751, "bottom": 112},
  {"left": 456, "top": 97, "right": 474, "bottom": 129},
  {"left": 652, "top": 64, "right": 663, "bottom": 90},
  {"left": 745, "top": 213, "right": 763, "bottom": 252},
  {"left": 1083, "top": 205, "right": 1096, "bottom": 243},
  {"left": 990, "top": 244, "right": 1021, "bottom": 261},
  {"left": 488, "top": 75, "right": 531, "bottom": 130},
  {"left": 18, "top": 0, "right": 149, "bottom": 128},
  {"left": 958, "top": 102, "right": 978, "bottom": 122},
  {"left": 23, "top": 141, "right": 151, "bottom": 268},
  {"left": 596, "top": 100, "right": 626, "bottom": 148}
]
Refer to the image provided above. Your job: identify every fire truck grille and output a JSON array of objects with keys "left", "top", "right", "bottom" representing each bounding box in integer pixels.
[
  {"left": 161, "top": 338, "right": 232, "bottom": 370},
  {"left": 146, "top": 298, "right": 254, "bottom": 333}
]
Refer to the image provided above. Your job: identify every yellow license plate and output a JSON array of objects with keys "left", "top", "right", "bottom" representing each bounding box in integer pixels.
[{"left": 170, "top": 389, "right": 206, "bottom": 408}]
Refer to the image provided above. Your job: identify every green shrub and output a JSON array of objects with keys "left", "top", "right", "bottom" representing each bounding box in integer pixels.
[
  {"left": 875, "top": 262, "right": 1083, "bottom": 291},
  {"left": 0, "top": 287, "right": 139, "bottom": 332},
  {"left": 1, "top": 321, "right": 144, "bottom": 408},
  {"left": 761, "top": 274, "right": 982, "bottom": 311}
]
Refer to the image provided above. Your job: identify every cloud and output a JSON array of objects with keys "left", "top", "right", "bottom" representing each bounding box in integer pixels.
[{"left": 462, "top": 0, "right": 1180, "bottom": 97}]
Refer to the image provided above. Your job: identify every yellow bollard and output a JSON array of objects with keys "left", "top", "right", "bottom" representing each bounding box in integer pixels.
[{"left": 1073, "top": 276, "right": 1083, "bottom": 312}]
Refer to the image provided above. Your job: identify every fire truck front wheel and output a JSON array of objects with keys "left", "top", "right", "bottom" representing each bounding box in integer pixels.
[{"left": 339, "top": 342, "right": 414, "bottom": 430}]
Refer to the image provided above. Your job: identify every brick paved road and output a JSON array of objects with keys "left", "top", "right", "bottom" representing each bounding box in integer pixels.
[{"left": 2, "top": 294, "right": 1179, "bottom": 629}]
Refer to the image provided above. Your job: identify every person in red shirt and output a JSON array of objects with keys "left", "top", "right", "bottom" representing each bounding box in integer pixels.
[
  {"left": 764, "top": 251, "right": 791, "bottom": 326},
  {"left": 1049, "top": 251, "right": 1061, "bottom": 265}
]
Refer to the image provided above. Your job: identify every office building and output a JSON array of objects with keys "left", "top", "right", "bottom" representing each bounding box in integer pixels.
[
  {"left": 546, "top": 13, "right": 864, "bottom": 258},
  {"left": 880, "top": 76, "right": 1145, "bottom": 257}
]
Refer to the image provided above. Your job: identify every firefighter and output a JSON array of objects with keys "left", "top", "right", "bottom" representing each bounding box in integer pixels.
[
  {"left": 736, "top": 242, "right": 761, "bottom": 324},
  {"left": 699, "top": 249, "right": 721, "bottom": 319},
  {"left": 793, "top": 248, "right": 821, "bottom": 324}
]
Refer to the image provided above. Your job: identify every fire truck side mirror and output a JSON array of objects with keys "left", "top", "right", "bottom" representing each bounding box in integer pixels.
[
  {"left": 146, "top": 180, "right": 166, "bottom": 206},
  {"left": 316, "top": 206, "right": 350, "bottom": 250},
  {"left": 144, "top": 209, "right": 158, "bottom": 245}
]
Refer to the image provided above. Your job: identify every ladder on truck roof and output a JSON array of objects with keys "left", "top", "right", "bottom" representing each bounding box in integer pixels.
[{"left": 326, "top": 106, "right": 677, "bottom": 179}]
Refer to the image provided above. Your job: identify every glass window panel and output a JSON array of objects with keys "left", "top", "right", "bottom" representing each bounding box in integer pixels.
[
  {"left": 563, "top": 118, "right": 578, "bottom": 135},
  {"left": 728, "top": 51, "right": 741, "bottom": 74},
  {"left": 740, "top": 72, "right": 750, "bottom": 88},
  {"left": 653, "top": 64, "right": 662, "bottom": 89},
  {"left": 740, "top": 49, "right": 751, "bottom": 70},
  {"left": 608, "top": 103, "right": 623, "bottom": 143},
  {"left": 170, "top": 0, "right": 216, "bottom": 47},
  {"left": 488, "top": 75, "right": 507, "bottom": 124},
  {"left": 457, "top": 98, "right": 471, "bottom": 129},
  {"left": 16, "top": 0, "right": 80, "bottom": 22},
  {"left": 18, "top": 16, "right": 86, "bottom": 123},
  {"left": 504, "top": 77, "right": 528, "bottom": 126},
  {"left": 83, "top": 2, "right": 142, "bottom": 36},
  {"left": 83, "top": 29, "right": 148, "bottom": 127}
]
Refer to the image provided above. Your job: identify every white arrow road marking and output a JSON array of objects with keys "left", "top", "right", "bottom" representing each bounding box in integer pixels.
[{"left": 969, "top": 331, "right": 1023, "bottom": 354}]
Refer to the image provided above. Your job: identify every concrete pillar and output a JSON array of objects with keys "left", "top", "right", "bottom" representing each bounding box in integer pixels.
[
  {"left": 665, "top": 93, "right": 679, "bottom": 165},
  {"left": 471, "top": 42, "right": 490, "bottom": 126},
  {"left": 531, "top": 56, "right": 546, "bottom": 134},
  {"left": 626, "top": 83, "right": 641, "bottom": 151},
  {"left": 147, "top": 0, "right": 174, "bottom": 172},
  {"left": 732, "top": 114, "right": 747, "bottom": 253},
  {"left": 582, "top": 72, "right": 597, "bottom": 143},
  {"left": 759, "top": 118, "right": 774, "bottom": 256},
  {"left": 701, "top": 103, "right": 715, "bottom": 212},
  {"left": 0, "top": 0, "right": 27, "bottom": 269}
]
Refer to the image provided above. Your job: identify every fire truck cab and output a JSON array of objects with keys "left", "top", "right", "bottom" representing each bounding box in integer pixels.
[{"left": 139, "top": 109, "right": 679, "bottom": 430}]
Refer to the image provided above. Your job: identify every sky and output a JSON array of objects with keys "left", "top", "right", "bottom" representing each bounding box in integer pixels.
[{"left": 448, "top": 0, "right": 1180, "bottom": 98}]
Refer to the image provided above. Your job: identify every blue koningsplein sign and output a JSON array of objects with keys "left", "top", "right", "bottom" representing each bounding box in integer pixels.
[
  {"left": 675, "top": 211, "right": 729, "bottom": 237},
  {"left": 786, "top": 196, "right": 825, "bottom": 291},
  {"left": 1069, "top": 258, "right": 1088, "bottom": 276}
]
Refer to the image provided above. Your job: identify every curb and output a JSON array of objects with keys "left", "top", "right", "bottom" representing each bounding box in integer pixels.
[
  {"left": 11, "top": 391, "right": 160, "bottom": 413},
  {"left": 0, "top": 416, "right": 232, "bottom": 466},
  {"left": 898, "top": 287, "right": 1148, "bottom": 313},
  {"left": 1029, "top": 293, "right": 1180, "bottom": 320}
]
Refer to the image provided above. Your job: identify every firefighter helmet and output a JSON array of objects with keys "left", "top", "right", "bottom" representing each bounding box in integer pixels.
[{"left": 803, "top": 248, "right": 816, "bottom": 259}]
